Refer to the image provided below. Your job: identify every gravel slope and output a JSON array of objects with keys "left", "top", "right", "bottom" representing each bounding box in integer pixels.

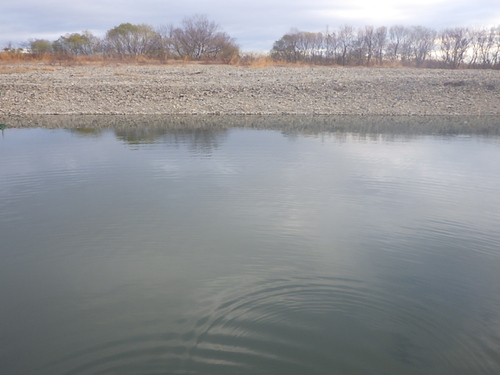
[{"left": 0, "top": 63, "right": 499, "bottom": 116}]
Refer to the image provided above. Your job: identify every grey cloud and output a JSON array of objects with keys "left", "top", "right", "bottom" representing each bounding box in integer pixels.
[{"left": 1, "top": 0, "right": 499, "bottom": 51}]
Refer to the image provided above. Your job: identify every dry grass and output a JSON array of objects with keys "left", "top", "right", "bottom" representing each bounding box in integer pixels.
[
  {"left": 0, "top": 51, "right": 270, "bottom": 68},
  {"left": 2, "top": 51, "right": 493, "bottom": 70},
  {"left": 0, "top": 52, "right": 30, "bottom": 62},
  {"left": 0, "top": 65, "right": 57, "bottom": 74},
  {"left": 245, "top": 56, "right": 278, "bottom": 68},
  {"left": 233, "top": 54, "right": 297, "bottom": 68},
  {"left": 0, "top": 53, "right": 395, "bottom": 70},
  {"left": 0, "top": 66, "right": 33, "bottom": 74},
  {"left": 114, "top": 72, "right": 139, "bottom": 77}
]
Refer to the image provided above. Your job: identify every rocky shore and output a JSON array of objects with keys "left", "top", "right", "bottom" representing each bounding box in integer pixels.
[{"left": 1, "top": 63, "right": 499, "bottom": 118}]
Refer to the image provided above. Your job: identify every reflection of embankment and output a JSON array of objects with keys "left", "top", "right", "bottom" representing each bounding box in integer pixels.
[
  {"left": 113, "top": 127, "right": 228, "bottom": 154},
  {"left": 2, "top": 114, "right": 500, "bottom": 138}
]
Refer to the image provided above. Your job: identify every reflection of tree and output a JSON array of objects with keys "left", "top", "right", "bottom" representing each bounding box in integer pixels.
[
  {"left": 7, "top": 114, "right": 500, "bottom": 140},
  {"left": 113, "top": 128, "right": 167, "bottom": 145},
  {"left": 67, "top": 128, "right": 104, "bottom": 138},
  {"left": 114, "top": 127, "right": 228, "bottom": 155},
  {"left": 186, "top": 129, "right": 227, "bottom": 154}
]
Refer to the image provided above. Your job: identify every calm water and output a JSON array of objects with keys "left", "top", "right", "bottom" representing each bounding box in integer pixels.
[{"left": 1, "top": 118, "right": 500, "bottom": 374}]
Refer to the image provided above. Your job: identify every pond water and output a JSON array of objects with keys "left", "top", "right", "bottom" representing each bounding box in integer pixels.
[{"left": 1, "top": 117, "right": 500, "bottom": 375}]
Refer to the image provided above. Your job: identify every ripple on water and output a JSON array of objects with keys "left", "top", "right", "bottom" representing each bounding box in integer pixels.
[
  {"left": 179, "top": 275, "right": 498, "bottom": 375},
  {"left": 43, "top": 331, "right": 191, "bottom": 375},
  {"left": 3, "top": 128, "right": 500, "bottom": 375},
  {"left": 39, "top": 271, "right": 500, "bottom": 375}
]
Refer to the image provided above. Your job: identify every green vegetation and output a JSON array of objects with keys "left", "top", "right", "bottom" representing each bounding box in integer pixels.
[{"left": 53, "top": 31, "right": 101, "bottom": 56}]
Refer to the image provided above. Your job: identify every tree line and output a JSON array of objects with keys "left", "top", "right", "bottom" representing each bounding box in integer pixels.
[
  {"left": 11, "top": 15, "right": 239, "bottom": 62},
  {"left": 3, "top": 18, "right": 500, "bottom": 69},
  {"left": 270, "top": 25, "right": 500, "bottom": 69}
]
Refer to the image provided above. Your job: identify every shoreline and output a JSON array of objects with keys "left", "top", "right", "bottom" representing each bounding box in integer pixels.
[
  {"left": 2, "top": 114, "right": 500, "bottom": 137},
  {"left": 1, "top": 63, "right": 499, "bottom": 119}
]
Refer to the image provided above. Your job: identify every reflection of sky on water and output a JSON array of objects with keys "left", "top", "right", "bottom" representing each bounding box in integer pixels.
[
  {"left": 0, "top": 129, "right": 118, "bottom": 188},
  {"left": 1, "top": 125, "right": 500, "bottom": 374},
  {"left": 3, "top": 126, "right": 500, "bottom": 256},
  {"left": 2, "top": 127, "right": 500, "bottom": 241}
]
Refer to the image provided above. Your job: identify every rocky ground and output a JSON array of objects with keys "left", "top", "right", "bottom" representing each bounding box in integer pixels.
[{"left": 0, "top": 62, "right": 499, "bottom": 117}]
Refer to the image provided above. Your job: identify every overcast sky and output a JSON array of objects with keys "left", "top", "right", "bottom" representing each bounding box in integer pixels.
[{"left": 1, "top": 0, "right": 500, "bottom": 51}]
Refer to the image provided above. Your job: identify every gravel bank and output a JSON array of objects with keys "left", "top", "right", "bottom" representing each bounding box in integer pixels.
[{"left": 0, "top": 63, "right": 499, "bottom": 116}]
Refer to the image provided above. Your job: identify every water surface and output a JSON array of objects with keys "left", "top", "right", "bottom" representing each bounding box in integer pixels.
[{"left": 1, "top": 118, "right": 500, "bottom": 374}]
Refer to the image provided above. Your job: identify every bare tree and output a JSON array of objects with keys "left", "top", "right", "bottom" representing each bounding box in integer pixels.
[
  {"left": 409, "top": 26, "right": 436, "bottom": 66},
  {"left": 2, "top": 41, "right": 14, "bottom": 52},
  {"left": 169, "top": 15, "right": 238, "bottom": 61},
  {"left": 303, "top": 32, "right": 324, "bottom": 63},
  {"left": 363, "top": 26, "right": 375, "bottom": 65},
  {"left": 324, "top": 27, "right": 337, "bottom": 63},
  {"left": 156, "top": 24, "right": 176, "bottom": 61},
  {"left": 337, "top": 25, "right": 355, "bottom": 66},
  {"left": 473, "top": 27, "right": 496, "bottom": 67},
  {"left": 439, "top": 27, "right": 470, "bottom": 68},
  {"left": 491, "top": 26, "right": 500, "bottom": 67},
  {"left": 468, "top": 28, "right": 482, "bottom": 67},
  {"left": 388, "top": 25, "right": 413, "bottom": 62},
  {"left": 373, "top": 26, "right": 387, "bottom": 65},
  {"left": 270, "top": 29, "right": 302, "bottom": 63}
]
